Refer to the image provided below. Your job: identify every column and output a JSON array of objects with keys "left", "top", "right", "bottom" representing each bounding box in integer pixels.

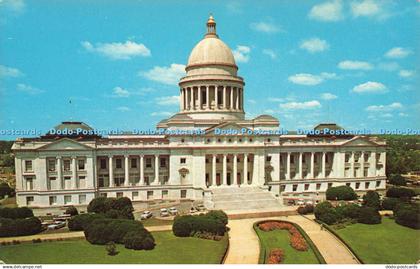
[
  {"left": 310, "top": 152, "right": 315, "bottom": 178},
  {"left": 222, "top": 154, "right": 227, "bottom": 186},
  {"left": 361, "top": 151, "right": 365, "bottom": 178},
  {"left": 139, "top": 155, "right": 144, "bottom": 185},
  {"left": 350, "top": 151, "right": 355, "bottom": 178},
  {"left": 235, "top": 88, "right": 239, "bottom": 110},
  {"left": 299, "top": 152, "right": 303, "bottom": 179},
  {"left": 206, "top": 86, "right": 210, "bottom": 110},
  {"left": 223, "top": 86, "right": 227, "bottom": 109},
  {"left": 230, "top": 87, "right": 234, "bottom": 109},
  {"left": 124, "top": 155, "right": 129, "bottom": 186},
  {"left": 244, "top": 154, "right": 249, "bottom": 185},
  {"left": 72, "top": 156, "right": 77, "bottom": 189},
  {"left": 369, "top": 151, "right": 375, "bottom": 177},
  {"left": 180, "top": 89, "right": 184, "bottom": 111},
  {"left": 57, "top": 157, "right": 63, "bottom": 189},
  {"left": 109, "top": 155, "right": 114, "bottom": 187},
  {"left": 189, "top": 88, "right": 194, "bottom": 110},
  {"left": 233, "top": 154, "right": 238, "bottom": 185},
  {"left": 286, "top": 152, "right": 291, "bottom": 180},
  {"left": 154, "top": 155, "right": 159, "bottom": 185},
  {"left": 212, "top": 154, "right": 217, "bottom": 186},
  {"left": 215, "top": 86, "right": 218, "bottom": 109},
  {"left": 321, "top": 152, "right": 326, "bottom": 178},
  {"left": 198, "top": 87, "right": 202, "bottom": 110}
]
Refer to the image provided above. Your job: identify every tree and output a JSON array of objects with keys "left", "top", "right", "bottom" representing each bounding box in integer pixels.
[
  {"left": 65, "top": 206, "right": 79, "bottom": 216},
  {"left": 357, "top": 207, "right": 381, "bottom": 224},
  {"left": 393, "top": 203, "right": 420, "bottom": 229},
  {"left": 0, "top": 183, "right": 15, "bottom": 199},
  {"left": 326, "top": 186, "right": 357, "bottom": 201},
  {"left": 386, "top": 187, "right": 415, "bottom": 199},
  {"left": 363, "top": 191, "right": 381, "bottom": 210},
  {"left": 388, "top": 174, "right": 406, "bottom": 186}
]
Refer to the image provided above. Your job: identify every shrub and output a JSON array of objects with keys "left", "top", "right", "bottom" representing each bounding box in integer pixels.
[
  {"left": 68, "top": 213, "right": 105, "bottom": 231},
  {"left": 335, "top": 204, "right": 361, "bottom": 220},
  {"left": 357, "top": 207, "right": 381, "bottom": 224},
  {"left": 172, "top": 215, "right": 194, "bottom": 237},
  {"left": 393, "top": 203, "right": 420, "bottom": 229},
  {"left": 319, "top": 211, "right": 340, "bottom": 225},
  {"left": 65, "top": 206, "right": 79, "bottom": 216},
  {"left": 314, "top": 201, "right": 333, "bottom": 219},
  {"left": 267, "top": 248, "right": 285, "bottom": 264},
  {"left": 326, "top": 186, "right": 357, "bottom": 201},
  {"left": 388, "top": 174, "right": 406, "bottom": 186},
  {"left": 206, "top": 210, "right": 228, "bottom": 226},
  {"left": 0, "top": 182, "right": 15, "bottom": 199},
  {"left": 87, "top": 197, "right": 134, "bottom": 219},
  {"left": 87, "top": 197, "right": 108, "bottom": 214},
  {"left": 123, "top": 231, "right": 155, "bottom": 250},
  {"left": 314, "top": 201, "right": 340, "bottom": 224},
  {"left": 297, "top": 204, "right": 314, "bottom": 215},
  {"left": 386, "top": 187, "right": 415, "bottom": 199},
  {"left": 0, "top": 217, "right": 42, "bottom": 237},
  {"left": 172, "top": 211, "right": 228, "bottom": 238},
  {"left": 32, "top": 238, "right": 42, "bottom": 243},
  {"left": 363, "top": 191, "right": 381, "bottom": 210},
  {"left": 381, "top": 197, "right": 402, "bottom": 210},
  {"left": 105, "top": 242, "right": 118, "bottom": 256},
  {"left": 0, "top": 207, "right": 34, "bottom": 219}
]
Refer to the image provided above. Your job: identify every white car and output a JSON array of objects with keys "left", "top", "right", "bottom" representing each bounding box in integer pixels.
[
  {"left": 140, "top": 211, "right": 153, "bottom": 220},
  {"left": 196, "top": 204, "right": 206, "bottom": 211},
  {"left": 169, "top": 207, "right": 178, "bottom": 215},
  {"left": 305, "top": 200, "right": 313, "bottom": 205},
  {"left": 296, "top": 199, "right": 305, "bottom": 206},
  {"left": 160, "top": 208, "right": 170, "bottom": 217},
  {"left": 47, "top": 221, "right": 66, "bottom": 230}
]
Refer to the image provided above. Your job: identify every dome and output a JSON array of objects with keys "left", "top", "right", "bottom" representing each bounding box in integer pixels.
[{"left": 187, "top": 38, "right": 236, "bottom": 67}]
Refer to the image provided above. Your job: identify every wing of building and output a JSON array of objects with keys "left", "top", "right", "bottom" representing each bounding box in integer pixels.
[{"left": 12, "top": 16, "right": 387, "bottom": 210}]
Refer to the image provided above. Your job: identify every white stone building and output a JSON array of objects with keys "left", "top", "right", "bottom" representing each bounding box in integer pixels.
[{"left": 12, "top": 16, "right": 386, "bottom": 209}]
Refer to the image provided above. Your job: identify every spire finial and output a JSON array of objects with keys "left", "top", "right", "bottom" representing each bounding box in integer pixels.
[{"left": 206, "top": 14, "right": 217, "bottom": 38}]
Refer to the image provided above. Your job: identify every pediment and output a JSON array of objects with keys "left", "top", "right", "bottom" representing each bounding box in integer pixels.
[
  {"left": 38, "top": 138, "right": 93, "bottom": 151},
  {"left": 341, "top": 137, "right": 378, "bottom": 147},
  {"left": 204, "top": 122, "right": 250, "bottom": 135}
]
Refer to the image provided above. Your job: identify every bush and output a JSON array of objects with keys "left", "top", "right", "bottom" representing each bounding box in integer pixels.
[
  {"left": 388, "top": 174, "right": 406, "bottom": 186},
  {"left": 0, "top": 207, "right": 34, "bottom": 219},
  {"left": 326, "top": 186, "right": 358, "bottom": 201},
  {"left": 172, "top": 215, "right": 194, "bottom": 237},
  {"left": 363, "top": 191, "right": 381, "bottom": 210},
  {"left": 68, "top": 213, "right": 105, "bottom": 231},
  {"left": 0, "top": 217, "right": 42, "bottom": 237},
  {"left": 297, "top": 204, "right": 314, "bottom": 215},
  {"left": 386, "top": 187, "right": 415, "bottom": 199},
  {"left": 0, "top": 182, "right": 15, "bottom": 199},
  {"left": 87, "top": 197, "right": 134, "bottom": 219},
  {"left": 206, "top": 210, "right": 228, "bottom": 226},
  {"left": 335, "top": 204, "right": 361, "bottom": 220},
  {"left": 172, "top": 211, "right": 228, "bottom": 238},
  {"left": 105, "top": 242, "right": 118, "bottom": 256},
  {"left": 87, "top": 197, "right": 108, "bottom": 214},
  {"left": 357, "top": 207, "right": 381, "bottom": 224},
  {"left": 381, "top": 197, "right": 402, "bottom": 210},
  {"left": 65, "top": 206, "right": 79, "bottom": 216},
  {"left": 393, "top": 203, "right": 420, "bottom": 229},
  {"left": 123, "top": 231, "right": 155, "bottom": 250},
  {"left": 314, "top": 201, "right": 333, "bottom": 219}
]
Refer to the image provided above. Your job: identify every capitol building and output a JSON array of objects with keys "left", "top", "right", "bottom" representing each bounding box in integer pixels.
[{"left": 12, "top": 17, "right": 387, "bottom": 211}]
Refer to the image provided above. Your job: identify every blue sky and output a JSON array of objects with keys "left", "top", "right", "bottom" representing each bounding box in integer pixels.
[{"left": 0, "top": 0, "right": 419, "bottom": 139}]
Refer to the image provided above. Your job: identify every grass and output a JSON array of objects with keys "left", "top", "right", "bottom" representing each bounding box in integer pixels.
[
  {"left": 255, "top": 228, "right": 319, "bottom": 264},
  {"left": 334, "top": 217, "right": 420, "bottom": 264},
  {"left": 140, "top": 218, "right": 174, "bottom": 227},
  {"left": 0, "top": 231, "right": 228, "bottom": 264}
]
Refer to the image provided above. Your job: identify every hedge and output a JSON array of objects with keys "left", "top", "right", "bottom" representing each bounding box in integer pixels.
[
  {"left": 362, "top": 191, "right": 380, "bottom": 210},
  {"left": 393, "top": 203, "right": 420, "bottom": 229},
  {"left": 0, "top": 207, "right": 34, "bottom": 219},
  {"left": 326, "top": 186, "right": 357, "bottom": 201},
  {"left": 68, "top": 213, "right": 105, "bottom": 231},
  {"left": 357, "top": 207, "right": 381, "bottom": 224},
  {"left": 0, "top": 217, "right": 42, "bottom": 237},
  {"left": 386, "top": 187, "right": 415, "bottom": 199},
  {"left": 172, "top": 211, "right": 228, "bottom": 237},
  {"left": 87, "top": 197, "right": 134, "bottom": 219},
  {"left": 381, "top": 197, "right": 402, "bottom": 210}
]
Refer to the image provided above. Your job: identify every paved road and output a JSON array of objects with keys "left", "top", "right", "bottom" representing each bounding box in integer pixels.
[{"left": 224, "top": 215, "right": 359, "bottom": 264}]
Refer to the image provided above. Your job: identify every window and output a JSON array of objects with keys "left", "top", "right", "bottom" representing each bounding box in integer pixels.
[
  {"left": 304, "top": 184, "right": 309, "bottom": 191},
  {"left": 116, "top": 158, "right": 122, "bottom": 169},
  {"left": 63, "top": 160, "right": 71, "bottom": 171},
  {"left": 376, "top": 181, "right": 381, "bottom": 187},
  {"left": 346, "top": 183, "right": 351, "bottom": 187},
  {"left": 49, "top": 176, "right": 56, "bottom": 181},
  {"left": 131, "top": 158, "right": 137, "bottom": 168},
  {"left": 266, "top": 156, "right": 272, "bottom": 162},
  {"left": 49, "top": 196, "right": 57, "bottom": 205},
  {"left": 147, "top": 191, "right": 154, "bottom": 200},
  {"left": 25, "top": 160, "right": 33, "bottom": 172},
  {"left": 116, "top": 192, "right": 123, "bottom": 198},
  {"left": 364, "top": 168, "right": 368, "bottom": 177},
  {"left": 292, "top": 184, "right": 298, "bottom": 192},
  {"left": 181, "top": 190, "right": 187, "bottom": 198},
  {"left": 79, "top": 195, "right": 86, "bottom": 204},
  {"left": 280, "top": 185, "right": 285, "bottom": 192},
  {"left": 132, "top": 192, "right": 139, "bottom": 200},
  {"left": 316, "top": 183, "right": 321, "bottom": 190},
  {"left": 146, "top": 158, "right": 152, "bottom": 168},
  {"left": 64, "top": 195, "right": 72, "bottom": 205},
  {"left": 64, "top": 176, "right": 71, "bottom": 181},
  {"left": 290, "top": 155, "right": 295, "bottom": 164},
  {"left": 78, "top": 159, "right": 85, "bottom": 170},
  {"left": 160, "top": 158, "right": 166, "bottom": 168},
  {"left": 180, "top": 158, "right": 186, "bottom": 164},
  {"left": 115, "top": 176, "right": 124, "bottom": 186},
  {"left": 356, "top": 182, "right": 360, "bottom": 189},
  {"left": 205, "top": 158, "right": 209, "bottom": 163},
  {"left": 100, "top": 159, "right": 107, "bottom": 169},
  {"left": 48, "top": 159, "right": 56, "bottom": 171},
  {"left": 365, "top": 182, "right": 370, "bottom": 189},
  {"left": 26, "top": 196, "right": 34, "bottom": 206},
  {"left": 327, "top": 183, "right": 333, "bottom": 189},
  {"left": 162, "top": 190, "right": 168, "bottom": 198},
  {"left": 26, "top": 177, "right": 34, "bottom": 190},
  {"left": 100, "top": 193, "right": 108, "bottom": 198},
  {"left": 79, "top": 176, "right": 85, "bottom": 181},
  {"left": 345, "top": 153, "right": 350, "bottom": 163},
  {"left": 364, "top": 153, "right": 369, "bottom": 162}
]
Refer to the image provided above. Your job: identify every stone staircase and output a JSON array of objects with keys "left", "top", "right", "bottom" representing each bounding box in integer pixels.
[{"left": 210, "top": 186, "right": 283, "bottom": 213}]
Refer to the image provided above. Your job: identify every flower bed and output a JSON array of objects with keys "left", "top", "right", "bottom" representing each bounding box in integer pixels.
[
  {"left": 267, "top": 248, "right": 285, "bottom": 264},
  {"left": 258, "top": 221, "right": 308, "bottom": 251}
]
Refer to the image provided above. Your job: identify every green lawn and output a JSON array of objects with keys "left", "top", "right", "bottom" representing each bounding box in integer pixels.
[
  {"left": 334, "top": 217, "right": 420, "bottom": 264},
  {"left": 0, "top": 231, "right": 228, "bottom": 264},
  {"left": 255, "top": 228, "right": 319, "bottom": 264},
  {"left": 140, "top": 218, "right": 174, "bottom": 227}
]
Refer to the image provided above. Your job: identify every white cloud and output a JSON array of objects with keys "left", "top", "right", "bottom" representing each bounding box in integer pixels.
[
  {"left": 0, "top": 65, "right": 23, "bottom": 77},
  {"left": 262, "top": 49, "right": 277, "bottom": 59},
  {"left": 117, "top": 106, "right": 130, "bottom": 112},
  {"left": 320, "top": 93, "right": 338, "bottom": 100},
  {"left": 81, "top": 40, "right": 151, "bottom": 60},
  {"left": 111, "top": 86, "right": 130, "bottom": 98},
  {"left": 141, "top": 63, "right": 186, "bottom": 85},
  {"left": 288, "top": 72, "right": 336, "bottom": 86},
  {"left": 399, "top": 70, "right": 415, "bottom": 78},
  {"left": 151, "top": 111, "right": 173, "bottom": 117},
  {"left": 16, "top": 83, "right": 44, "bottom": 94},
  {"left": 299, "top": 38, "right": 329, "bottom": 53},
  {"left": 385, "top": 47, "right": 412, "bottom": 59},
  {"left": 232, "top": 45, "right": 251, "bottom": 63},
  {"left": 308, "top": 0, "right": 344, "bottom": 22},
  {"left": 350, "top": 0, "right": 380, "bottom": 17},
  {"left": 155, "top": 96, "right": 180, "bottom": 106},
  {"left": 365, "top": 102, "right": 403, "bottom": 112},
  {"left": 338, "top": 60, "right": 373, "bottom": 70},
  {"left": 352, "top": 81, "right": 387, "bottom": 94},
  {"left": 280, "top": 100, "right": 322, "bottom": 110},
  {"left": 249, "top": 22, "right": 281, "bottom": 33}
]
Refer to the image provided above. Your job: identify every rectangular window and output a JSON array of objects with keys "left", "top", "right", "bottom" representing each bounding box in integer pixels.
[
  {"left": 79, "top": 194, "right": 86, "bottom": 204},
  {"left": 266, "top": 156, "right": 272, "bottom": 162},
  {"left": 345, "top": 153, "right": 350, "bottom": 163},
  {"left": 376, "top": 181, "right": 381, "bottom": 187},
  {"left": 49, "top": 176, "right": 56, "bottom": 181},
  {"left": 280, "top": 185, "right": 285, "bottom": 192},
  {"left": 116, "top": 192, "right": 123, "bottom": 198},
  {"left": 115, "top": 176, "right": 124, "bottom": 187},
  {"left": 100, "top": 193, "right": 108, "bottom": 198},
  {"left": 132, "top": 192, "right": 139, "bottom": 200},
  {"left": 327, "top": 183, "right": 333, "bottom": 189},
  {"left": 26, "top": 196, "right": 34, "bottom": 206},
  {"left": 162, "top": 190, "right": 168, "bottom": 199},
  {"left": 78, "top": 159, "right": 85, "bottom": 170},
  {"left": 116, "top": 158, "right": 122, "bottom": 169},
  {"left": 304, "top": 184, "right": 309, "bottom": 191},
  {"left": 290, "top": 156, "right": 295, "bottom": 164},
  {"left": 146, "top": 158, "right": 152, "bottom": 168},
  {"left": 48, "top": 159, "right": 56, "bottom": 171},
  {"left": 181, "top": 190, "right": 187, "bottom": 198},
  {"left": 364, "top": 153, "right": 369, "bottom": 162},
  {"left": 160, "top": 158, "right": 166, "bottom": 168},
  {"left": 63, "top": 160, "right": 71, "bottom": 171},
  {"left": 356, "top": 182, "right": 360, "bottom": 189},
  {"left": 346, "top": 183, "right": 351, "bottom": 187},
  {"left": 64, "top": 195, "right": 72, "bottom": 205},
  {"left": 25, "top": 160, "right": 33, "bottom": 172},
  {"left": 316, "top": 183, "right": 321, "bottom": 190},
  {"left": 26, "top": 177, "right": 34, "bottom": 190},
  {"left": 364, "top": 168, "right": 368, "bottom": 177},
  {"left": 100, "top": 159, "right": 107, "bottom": 169},
  {"left": 365, "top": 182, "right": 370, "bottom": 189},
  {"left": 180, "top": 158, "right": 186, "bottom": 164},
  {"left": 49, "top": 196, "right": 57, "bottom": 205},
  {"left": 292, "top": 184, "right": 298, "bottom": 192},
  {"left": 147, "top": 191, "right": 154, "bottom": 200},
  {"left": 131, "top": 158, "right": 137, "bottom": 168}
]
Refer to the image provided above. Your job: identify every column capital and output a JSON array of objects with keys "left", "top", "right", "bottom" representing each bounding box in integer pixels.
[{"left": 56, "top": 156, "right": 62, "bottom": 160}]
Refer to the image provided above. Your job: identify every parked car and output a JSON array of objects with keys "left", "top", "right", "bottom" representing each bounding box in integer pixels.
[
  {"left": 296, "top": 199, "right": 305, "bottom": 206},
  {"left": 305, "top": 200, "right": 313, "bottom": 205},
  {"left": 47, "top": 221, "right": 66, "bottom": 230},
  {"left": 160, "top": 208, "right": 170, "bottom": 217},
  {"left": 140, "top": 211, "right": 153, "bottom": 220},
  {"left": 196, "top": 204, "right": 206, "bottom": 211},
  {"left": 168, "top": 207, "right": 178, "bottom": 215}
]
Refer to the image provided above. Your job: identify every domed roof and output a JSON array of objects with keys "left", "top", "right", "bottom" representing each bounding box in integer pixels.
[{"left": 187, "top": 16, "right": 236, "bottom": 68}]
